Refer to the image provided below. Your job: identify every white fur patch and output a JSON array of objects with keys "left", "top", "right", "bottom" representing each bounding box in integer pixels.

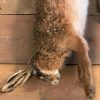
[
  {"left": 40, "top": 69, "right": 59, "bottom": 75},
  {"left": 65, "top": 0, "right": 89, "bottom": 36}
]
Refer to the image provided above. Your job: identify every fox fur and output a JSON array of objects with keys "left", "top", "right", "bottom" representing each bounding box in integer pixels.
[{"left": 1, "top": 0, "right": 95, "bottom": 99}]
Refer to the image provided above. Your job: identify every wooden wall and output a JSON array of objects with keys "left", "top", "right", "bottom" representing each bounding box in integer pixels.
[{"left": 0, "top": 0, "right": 100, "bottom": 64}]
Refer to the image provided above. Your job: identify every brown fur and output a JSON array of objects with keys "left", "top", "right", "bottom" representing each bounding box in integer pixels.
[
  {"left": 32, "top": 0, "right": 95, "bottom": 99},
  {"left": 1, "top": 0, "right": 95, "bottom": 99}
]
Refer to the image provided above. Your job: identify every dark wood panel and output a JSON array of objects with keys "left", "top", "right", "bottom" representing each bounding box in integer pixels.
[
  {"left": 85, "top": 16, "right": 100, "bottom": 64},
  {"left": 89, "top": 0, "right": 100, "bottom": 15}
]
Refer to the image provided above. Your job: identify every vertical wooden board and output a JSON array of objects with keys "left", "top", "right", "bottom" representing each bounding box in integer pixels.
[
  {"left": 0, "top": 0, "right": 36, "bottom": 14},
  {"left": 88, "top": 0, "right": 100, "bottom": 15},
  {"left": 85, "top": 16, "right": 100, "bottom": 64}
]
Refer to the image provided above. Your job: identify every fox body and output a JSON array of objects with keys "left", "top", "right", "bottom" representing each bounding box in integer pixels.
[
  {"left": 34, "top": 0, "right": 89, "bottom": 72},
  {"left": 1, "top": 0, "right": 95, "bottom": 99}
]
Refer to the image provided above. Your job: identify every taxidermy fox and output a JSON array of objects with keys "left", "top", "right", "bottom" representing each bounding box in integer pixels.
[{"left": 1, "top": 0, "right": 95, "bottom": 99}]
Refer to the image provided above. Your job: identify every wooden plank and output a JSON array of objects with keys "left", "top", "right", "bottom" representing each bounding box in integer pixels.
[
  {"left": 0, "top": 15, "right": 99, "bottom": 64},
  {"left": 0, "top": 15, "right": 35, "bottom": 63},
  {"left": 0, "top": 36, "right": 34, "bottom": 63},
  {"left": 85, "top": 16, "right": 100, "bottom": 64},
  {"left": 0, "top": 0, "right": 36, "bottom": 14},
  {"left": 88, "top": 0, "right": 100, "bottom": 15},
  {"left": 0, "top": 0, "right": 99, "bottom": 15},
  {"left": 0, "top": 65, "right": 88, "bottom": 99},
  {"left": 0, "top": 65, "right": 100, "bottom": 100}
]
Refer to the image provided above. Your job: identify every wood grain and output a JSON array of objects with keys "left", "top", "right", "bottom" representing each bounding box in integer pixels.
[
  {"left": 0, "top": 64, "right": 100, "bottom": 100},
  {"left": 0, "top": 0, "right": 99, "bottom": 15},
  {"left": 0, "top": 0, "right": 99, "bottom": 63},
  {"left": 0, "top": 15, "right": 35, "bottom": 36},
  {"left": 85, "top": 16, "right": 100, "bottom": 64},
  {"left": 0, "top": 65, "right": 86, "bottom": 100},
  {"left": 0, "top": 0, "right": 36, "bottom": 14},
  {"left": 0, "top": 15, "right": 99, "bottom": 64},
  {"left": 88, "top": 0, "right": 100, "bottom": 15},
  {"left": 0, "top": 15, "right": 35, "bottom": 63}
]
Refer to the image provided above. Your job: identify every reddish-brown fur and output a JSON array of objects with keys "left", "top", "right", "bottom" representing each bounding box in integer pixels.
[
  {"left": 0, "top": 0, "right": 95, "bottom": 99},
  {"left": 33, "top": 0, "right": 95, "bottom": 99}
]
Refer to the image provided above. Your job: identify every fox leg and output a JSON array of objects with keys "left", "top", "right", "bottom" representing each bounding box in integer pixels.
[
  {"left": 67, "top": 35, "right": 95, "bottom": 99},
  {"left": 76, "top": 36, "right": 95, "bottom": 99},
  {"left": 78, "top": 63, "right": 83, "bottom": 80}
]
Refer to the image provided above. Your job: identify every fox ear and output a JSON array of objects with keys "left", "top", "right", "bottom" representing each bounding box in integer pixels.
[{"left": 0, "top": 70, "right": 32, "bottom": 93}]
